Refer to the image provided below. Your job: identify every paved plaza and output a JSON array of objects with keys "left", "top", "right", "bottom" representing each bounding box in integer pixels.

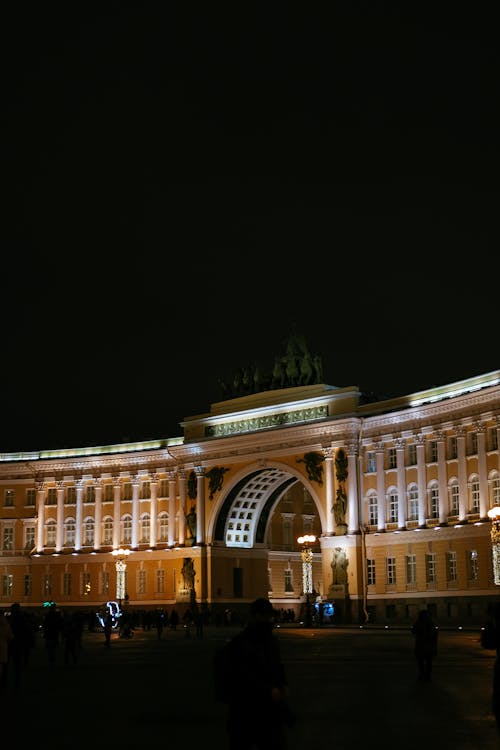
[{"left": 3, "top": 621, "right": 500, "bottom": 749}]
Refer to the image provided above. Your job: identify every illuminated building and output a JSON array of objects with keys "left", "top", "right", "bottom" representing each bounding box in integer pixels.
[{"left": 1, "top": 369, "right": 500, "bottom": 625}]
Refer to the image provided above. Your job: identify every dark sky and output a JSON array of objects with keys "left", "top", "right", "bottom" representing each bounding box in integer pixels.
[{"left": 1, "top": 4, "right": 499, "bottom": 452}]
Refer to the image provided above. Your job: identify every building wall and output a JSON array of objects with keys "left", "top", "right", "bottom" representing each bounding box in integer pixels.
[{"left": 1, "top": 376, "right": 500, "bottom": 625}]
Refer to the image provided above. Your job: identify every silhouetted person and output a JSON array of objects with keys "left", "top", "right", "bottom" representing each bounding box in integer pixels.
[
  {"left": 169, "top": 608, "right": 179, "bottom": 630},
  {"left": 411, "top": 608, "right": 438, "bottom": 681},
  {"left": 42, "top": 603, "right": 63, "bottom": 668},
  {"left": 214, "top": 597, "right": 295, "bottom": 750},
  {"left": 103, "top": 612, "right": 113, "bottom": 648}
]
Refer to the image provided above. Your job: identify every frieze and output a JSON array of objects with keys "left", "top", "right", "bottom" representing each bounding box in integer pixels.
[{"left": 204, "top": 405, "right": 328, "bottom": 438}]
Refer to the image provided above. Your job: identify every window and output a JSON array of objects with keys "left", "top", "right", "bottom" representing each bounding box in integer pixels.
[
  {"left": 428, "top": 441, "right": 438, "bottom": 463},
  {"left": 429, "top": 485, "right": 439, "bottom": 519},
  {"left": 492, "top": 475, "right": 500, "bottom": 508},
  {"left": 448, "top": 436, "right": 458, "bottom": 460},
  {"left": 282, "top": 518, "right": 293, "bottom": 548},
  {"left": 104, "top": 484, "right": 114, "bottom": 502},
  {"left": 159, "top": 513, "right": 168, "bottom": 542},
  {"left": 46, "top": 488, "right": 57, "bottom": 505},
  {"left": 25, "top": 526, "right": 35, "bottom": 550},
  {"left": 366, "top": 452, "right": 376, "bottom": 473},
  {"left": 470, "top": 479, "right": 480, "bottom": 513},
  {"left": 122, "top": 483, "right": 133, "bottom": 501},
  {"left": 4, "top": 489, "right": 14, "bottom": 507},
  {"left": 447, "top": 551, "right": 457, "bottom": 582},
  {"left": 26, "top": 488, "right": 36, "bottom": 507},
  {"left": 489, "top": 427, "right": 498, "bottom": 451},
  {"left": 84, "top": 519, "right": 95, "bottom": 546},
  {"left": 138, "top": 570, "right": 147, "bottom": 594},
  {"left": 408, "top": 485, "right": 419, "bottom": 521},
  {"left": 159, "top": 479, "right": 168, "bottom": 498},
  {"left": 123, "top": 517, "right": 132, "bottom": 544},
  {"left": 24, "top": 574, "right": 32, "bottom": 596},
  {"left": 141, "top": 516, "right": 150, "bottom": 544},
  {"left": 157, "top": 569, "right": 165, "bottom": 594},
  {"left": 284, "top": 569, "right": 294, "bottom": 592},
  {"left": 2, "top": 574, "right": 13, "bottom": 596},
  {"left": 46, "top": 520, "right": 56, "bottom": 547},
  {"left": 388, "top": 491, "right": 398, "bottom": 524},
  {"left": 406, "top": 554, "right": 417, "bottom": 584},
  {"left": 368, "top": 494, "right": 378, "bottom": 526},
  {"left": 386, "top": 557, "right": 396, "bottom": 585},
  {"left": 103, "top": 519, "right": 113, "bottom": 545},
  {"left": 466, "top": 431, "right": 477, "bottom": 455},
  {"left": 66, "top": 486, "right": 76, "bottom": 504},
  {"left": 467, "top": 549, "right": 479, "bottom": 581},
  {"left": 100, "top": 571, "right": 110, "bottom": 596},
  {"left": 43, "top": 574, "right": 53, "bottom": 597},
  {"left": 387, "top": 448, "right": 397, "bottom": 470},
  {"left": 2, "top": 527, "right": 14, "bottom": 550},
  {"left": 85, "top": 485, "right": 95, "bottom": 503},
  {"left": 63, "top": 573, "right": 72, "bottom": 595},
  {"left": 141, "top": 481, "right": 151, "bottom": 499},
  {"left": 64, "top": 520, "right": 76, "bottom": 546},
  {"left": 367, "top": 559, "right": 376, "bottom": 585},
  {"left": 426, "top": 552, "right": 437, "bottom": 583},
  {"left": 82, "top": 572, "right": 91, "bottom": 596},
  {"left": 407, "top": 444, "right": 417, "bottom": 466},
  {"left": 449, "top": 481, "right": 460, "bottom": 516}
]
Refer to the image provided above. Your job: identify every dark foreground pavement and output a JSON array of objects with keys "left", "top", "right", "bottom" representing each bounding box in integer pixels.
[{"left": 3, "top": 623, "right": 499, "bottom": 750}]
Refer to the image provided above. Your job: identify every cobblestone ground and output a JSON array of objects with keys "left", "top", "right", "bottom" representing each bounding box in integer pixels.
[{"left": 3, "top": 623, "right": 499, "bottom": 750}]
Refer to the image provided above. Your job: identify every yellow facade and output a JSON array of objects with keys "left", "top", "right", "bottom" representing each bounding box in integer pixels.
[{"left": 1, "top": 371, "right": 500, "bottom": 625}]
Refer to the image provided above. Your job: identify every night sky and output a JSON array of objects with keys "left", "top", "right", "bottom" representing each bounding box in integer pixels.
[{"left": 2, "top": 4, "right": 499, "bottom": 452}]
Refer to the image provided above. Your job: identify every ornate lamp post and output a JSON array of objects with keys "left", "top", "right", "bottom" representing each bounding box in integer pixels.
[
  {"left": 487, "top": 507, "right": 500, "bottom": 585},
  {"left": 111, "top": 547, "right": 131, "bottom": 610},
  {"left": 298, "top": 534, "right": 316, "bottom": 626}
]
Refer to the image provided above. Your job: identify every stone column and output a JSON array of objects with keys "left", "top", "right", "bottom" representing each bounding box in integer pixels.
[
  {"left": 56, "top": 480, "right": 65, "bottom": 552},
  {"left": 346, "top": 442, "right": 359, "bottom": 534},
  {"left": 476, "top": 422, "right": 489, "bottom": 519},
  {"left": 456, "top": 427, "right": 467, "bottom": 521},
  {"left": 168, "top": 472, "right": 177, "bottom": 547},
  {"left": 323, "top": 448, "right": 334, "bottom": 535},
  {"left": 395, "top": 439, "right": 406, "bottom": 530},
  {"left": 75, "top": 479, "right": 83, "bottom": 552},
  {"left": 94, "top": 478, "right": 102, "bottom": 550},
  {"left": 195, "top": 466, "right": 206, "bottom": 544},
  {"left": 437, "top": 432, "right": 449, "bottom": 524},
  {"left": 375, "top": 443, "right": 386, "bottom": 531},
  {"left": 36, "top": 481, "right": 46, "bottom": 553},
  {"left": 149, "top": 473, "right": 158, "bottom": 548},
  {"left": 113, "top": 477, "right": 121, "bottom": 548},
  {"left": 178, "top": 469, "right": 186, "bottom": 545},
  {"left": 131, "top": 475, "right": 140, "bottom": 549},
  {"left": 416, "top": 435, "right": 427, "bottom": 526}
]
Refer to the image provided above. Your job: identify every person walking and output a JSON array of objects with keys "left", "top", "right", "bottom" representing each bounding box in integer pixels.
[
  {"left": 411, "top": 608, "right": 438, "bottom": 681},
  {"left": 214, "top": 597, "right": 295, "bottom": 750}
]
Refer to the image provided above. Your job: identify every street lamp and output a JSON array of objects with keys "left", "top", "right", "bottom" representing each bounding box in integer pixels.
[
  {"left": 487, "top": 507, "right": 500, "bottom": 585},
  {"left": 297, "top": 534, "right": 316, "bottom": 626},
  {"left": 111, "top": 547, "right": 131, "bottom": 609}
]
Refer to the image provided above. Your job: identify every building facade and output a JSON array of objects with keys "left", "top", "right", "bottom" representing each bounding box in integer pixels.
[{"left": 1, "top": 370, "right": 500, "bottom": 625}]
